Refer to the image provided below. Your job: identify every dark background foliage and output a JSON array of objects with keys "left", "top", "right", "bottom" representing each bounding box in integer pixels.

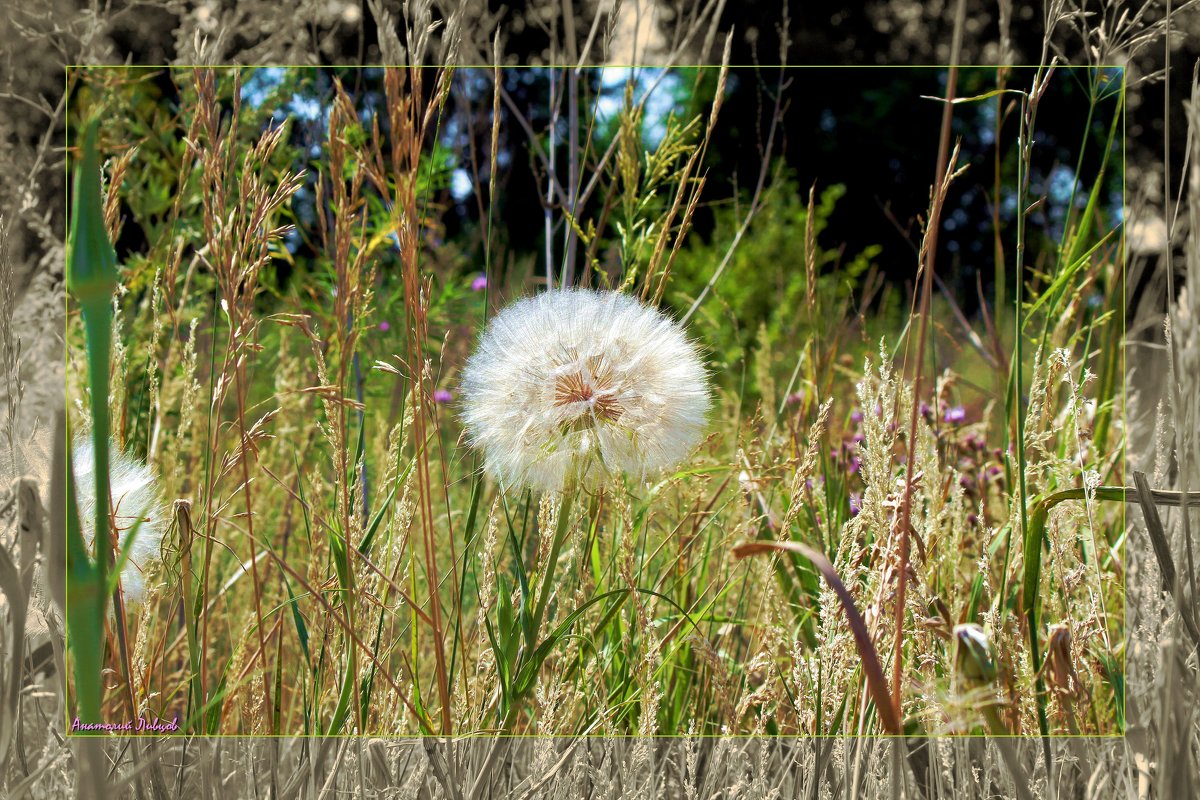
[
  {"left": 73, "top": 62, "right": 1120, "bottom": 320},
  {"left": 1, "top": 0, "right": 1191, "bottom": 307}
]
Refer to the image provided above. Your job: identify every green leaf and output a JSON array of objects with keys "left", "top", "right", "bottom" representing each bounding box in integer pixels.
[
  {"left": 512, "top": 589, "right": 629, "bottom": 700},
  {"left": 281, "top": 574, "right": 310, "bottom": 665},
  {"left": 327, "top": 661, "right": 356, "bottom": 735}
]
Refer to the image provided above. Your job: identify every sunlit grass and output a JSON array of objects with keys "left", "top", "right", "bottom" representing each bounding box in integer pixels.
[{"left": 62, "top": 60, "right": 1127, "bottom": 740}]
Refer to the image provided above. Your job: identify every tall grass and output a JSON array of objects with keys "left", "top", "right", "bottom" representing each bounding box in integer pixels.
[
  {"left": 3, "top": 0, "right": 1200, "bottom": 797},
  {"left": 54, "top": 51, "right": 1135, "bottom": 745}
]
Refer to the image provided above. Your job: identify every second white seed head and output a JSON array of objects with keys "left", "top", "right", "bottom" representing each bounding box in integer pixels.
[{"left": 72, "top": 436, "right": 165, "bottom": 605}]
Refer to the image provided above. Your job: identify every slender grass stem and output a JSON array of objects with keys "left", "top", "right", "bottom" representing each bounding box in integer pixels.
[
  {"left": 893, "top": 0, "right": 966, "bottom": 727},
  {"left": 1010, "top": 69, "right": 1054, "bottom": 771},
  {"left": 532, "top": 485, "right": 577, "bottom": 639}
]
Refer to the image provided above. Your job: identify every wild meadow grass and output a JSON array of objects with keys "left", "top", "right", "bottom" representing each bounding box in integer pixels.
[
  {"left": 59, "top": 56, "right": 1132, "bottom": 743},
  {"left": 0, "top": 0, "right": 1190, "bottom": 796}
]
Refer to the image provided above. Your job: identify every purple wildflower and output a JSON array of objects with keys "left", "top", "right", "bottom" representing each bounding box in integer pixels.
[
  {"left": 944, "top": 405, "right": 966, "bottom": 424},
  {"left": 433, "top": 388, "right": 454, "bottom": 404},
  {"left": 850, "top": 409, "right": 863, "bottom": 424},
  {"left": 378, "top": 321, "right": 391, "bottom": 332},
  {"left": 471, "top": 275, "right": 488, "bottom": 292},
  {"left": 849, "top": 493, "right": 862, "bottom": 517}
]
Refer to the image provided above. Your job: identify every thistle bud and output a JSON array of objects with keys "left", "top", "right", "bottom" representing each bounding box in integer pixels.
[{"left": 953, "top": 623, "right": 997, "bottom": 685}]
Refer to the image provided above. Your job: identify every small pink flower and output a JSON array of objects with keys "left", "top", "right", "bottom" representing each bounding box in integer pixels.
[
  {"left": 944, "top": 405, "right": 966, "bottom": 424},
  {"left": 378, "top": 321, "right": 391, "bottom": 332},
  {"left": 471, "top": 275, "right": 488, "bottom": 292},
  {"left": 433, "top": 388, "right": 454, "bottom": 403}
]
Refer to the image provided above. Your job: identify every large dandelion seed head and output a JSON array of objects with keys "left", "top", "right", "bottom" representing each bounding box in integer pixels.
[
  {"left": 461, "top": 289, "right": 711, "bottom": 493},
  {"left": 72, "top": 436, "right": 166, "bottom": 604}
]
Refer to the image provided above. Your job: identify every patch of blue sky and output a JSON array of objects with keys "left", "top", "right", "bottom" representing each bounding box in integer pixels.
[
  {"left": 1108, "top": 188, "right": 1124, "bottom": 222},
  {"left": 284, "top": 226, "right": 302, "bottom": 255},
  {"left": 1097, "top": 66, "right": 1124, "bottom": 99},
  {"left": 288, "top": 93, "right": 323, "bottom": 121},
  {"left": 593, "top": 66, "right": 629, "bottom": 125},
  {"left": 594, "top": 67, "right": 680, "bottom": 148},
  {"left": 241, "top": 67, "right": 286, "bottom": 109},
  {"left": 999, "top": 188, "right": 1018, "bottom": 219},
  {"left": 943, "top": 207, "right": 969, "bottom": 232},
  {"left": 975, "top": 100, "right": 996, "bottom": 146},
  {"left": 1047, "top": 164, "right": 1079, "bottom": 207},
  {"left": 450, "top": 168, "right": 473, "bottom": 202},
  {"left": 240, "top": 66, "right": 327, "bottom": 124},
  {"left": 442, "top": 115, "right": 463, "bottom": 145}
]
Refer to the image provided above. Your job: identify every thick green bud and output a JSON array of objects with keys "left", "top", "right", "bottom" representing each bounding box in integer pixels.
[
  {"left": 67, "top": 118, "right": 119, "bottom": 311},
  {"left": 954, "top": 623, "right": 998, "bottom": 685}
]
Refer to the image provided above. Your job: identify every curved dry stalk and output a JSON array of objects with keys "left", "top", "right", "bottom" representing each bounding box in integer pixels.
[{"left": 732, "top": 539, "right": 901, "bottom": 736}]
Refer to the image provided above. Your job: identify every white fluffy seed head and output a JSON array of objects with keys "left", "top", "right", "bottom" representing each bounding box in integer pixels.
[
  {"left": 460, "top": 288, "right": 711, "bottom": 493},
  {"left": 72, "top": 436, "right": 165, "bottom": 604}
]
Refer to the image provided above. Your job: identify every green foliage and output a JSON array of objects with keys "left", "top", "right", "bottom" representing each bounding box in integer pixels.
[{"left": 667, "top": 171, "right": 880, "bottom": 398}]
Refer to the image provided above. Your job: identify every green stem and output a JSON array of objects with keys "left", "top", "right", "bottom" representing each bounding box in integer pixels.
[
  {"left": 66, "top": 117, "right": 119, "bottom": 729},
  {"left": 533, "top": 484, "right": 577, "bottom": 638},
  {"left": 73, "top": 308, "right": 114, "bottom": 726},
  {"left": 1010, "top": 86, "right": 1051, "bottom": 748},
  {"left": 64, "top": 442, "right": 103, "bottom": 727}
]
